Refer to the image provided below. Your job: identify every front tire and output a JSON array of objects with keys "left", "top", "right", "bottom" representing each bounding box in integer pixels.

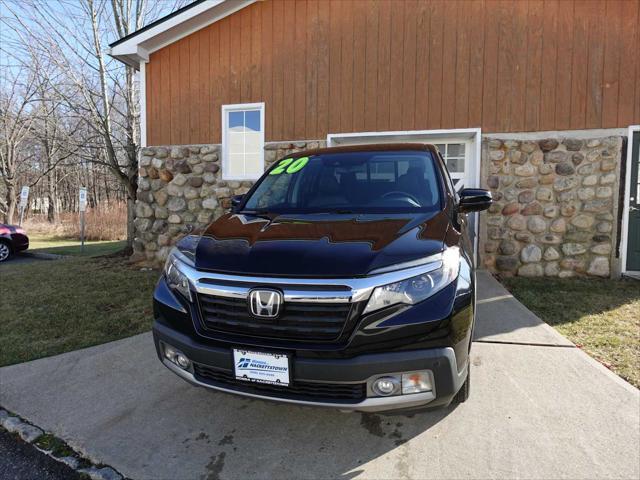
[
  {"left": 453, "top": 366, "right": 470, "bottom": 404},
  {"left": 0, "top": 240, "right": 12, "bottom": 262}
]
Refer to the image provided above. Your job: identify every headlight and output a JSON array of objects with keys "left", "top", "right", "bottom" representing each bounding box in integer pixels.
[
  {"left": 363, "top": 247, "right": 460, "bottom": 315},
  {"left": 164, "top": 252, "right": 192, "bottom": 301}
]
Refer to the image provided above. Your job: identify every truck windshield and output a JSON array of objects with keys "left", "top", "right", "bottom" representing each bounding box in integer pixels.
[{"left": 242, "top": 150, "right": 442, "bottom": 214}]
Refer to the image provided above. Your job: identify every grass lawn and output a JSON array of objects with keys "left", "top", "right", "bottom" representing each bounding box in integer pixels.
[
  {"left": 0, "top": 256, "right": 158, "bottom": 366},
  {"left": 502, "top": 276, "right": 640, "bottom": 388},
  {"left": 28, "top": 235, "right": 126, "bottom": 257}
]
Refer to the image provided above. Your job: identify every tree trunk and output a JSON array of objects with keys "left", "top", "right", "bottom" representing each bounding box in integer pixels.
[
  {"left": 126, "top": 190, "right": 135, "bottom": 254},
  {"left": 6, "top": 183, "right": 17, "bottom": 225}
]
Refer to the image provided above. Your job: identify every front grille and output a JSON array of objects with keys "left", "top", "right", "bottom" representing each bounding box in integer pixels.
[
  {"left": 197, "top": 293, "right": 351, "bottom": 341},
  {"left": 193, "top": 363, "right": 366, "bottom": 403}
]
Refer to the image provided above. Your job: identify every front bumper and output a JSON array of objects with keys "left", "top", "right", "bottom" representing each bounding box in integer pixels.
[{"left": 153, "top": 321, "right": 468, "bottom": 412}]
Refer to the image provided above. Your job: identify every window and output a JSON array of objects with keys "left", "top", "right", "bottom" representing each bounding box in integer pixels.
[
  {"left": 222, "top": 103, "right": 265, "bottom": 180},
  {"left": 434, "top": 142, "right": 468, "bottom": 191}
]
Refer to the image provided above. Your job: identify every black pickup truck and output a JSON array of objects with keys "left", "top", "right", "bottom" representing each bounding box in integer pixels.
[{"left": 152, "top": 144, "right": 491, "bottom": 412}]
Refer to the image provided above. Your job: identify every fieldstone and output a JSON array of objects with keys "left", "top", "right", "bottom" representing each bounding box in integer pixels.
[
  {"left": 502, "top": 202, "right": 520, "bottom": 215},
  {"left": 587, "top": 257, "right": 610, "bottom": 277},
  {"left": 202, "top": 153, "right": 218, "bottom": 162},
  {"left": 139, "top": 156, "right": 152, "bottom": 167},
  {"left": 586, "top": 138, "right": 601, "bottom": 148},
  {"left": 581, "top": 175, "right": 597, "bottom": 186},
  {"left": 189, "top": 176, "right": 203, "bottom": 188},
  {"left": 155, "top": 147, "right": 168, "bottom": 158},
  {"left": 571, "top": 153, "right": 584, "bottom": 166},
  {"left": 553, "top": 177, "right": 577, "bottom": 191},
  {"left": 591, "top": 243, "right": 612, "bottom": 255},
  {"left": 558, "top": 270, "right": 575, "bottom": 278},
  {"left": 600, "top": 159, "right": 616, "bottom": 171},
  {"left": 578, "top": 187, "right": 595, "bottom": 201},
  {"left": 583, "top": 199, "right": 611, "bottom": 213},
  {"left": 499, "top": 240, "right": 518, "bottom": 255},
  {"left": 539, "top": 173, "right": 555, "bottom": 185},
  {"left": 153, "top": 190, "right": 168, "bottom": 206},
  {"left": 166, "top": 183, "right": 183, "bottom": 197},
  {"left": 509, "top": 150, "right": 525, "bottom": 164},
  {"left": 496, "top": 256, "right": 519, "bottom": 272},
  {"left": 519, "top": 141, "right": 537, "bottom": 153},
  {"left": 488, "top": 227, "right": 505, "bottom": 240},
  {"left": 488, "top": 139, "right": 503, "bottom": 149},
  {"left": 187, "top": 199, "right": 201, "bottom": 211},
  {"left": 141, "top": 147, "right": 155, "bottom": 156},
  {"left": 544, "top": 151, "right": 567, "bottom": 163},
  {"left": 543, "top": 247, "right": 560, "bottom": 261},
  {"left": 192, "top": 165, "right": 204, "bottom": 175},
  {"left": 187, "top": 156, "right": 202, "bottom": 165},
  {"left": 518, "top": 264, "right": 543, "bottom": 277},
  {"left": 174, "top": 160, "right": 192, "bottom": 174},
  {"left": 516, "top": 177, "right": 538, "bottom": 189},
  {"left": 170, "top": 147, "right": 187, "bottom": 159},
  {"left": 596, "top": 221, "right": 612, "bottom": 233},
  {"left": 485, "top": 241, "right": 498, "bottom": 253},
  {"left": 543, "top": 206, "right": 559, "bottom": 218},
  {"left": 527, "top": 216, "right": 546, "bottom": 233},
  {"left": 600, "top": 172, "right": 616, "bottom": 185},
  {"left": 154, "top": 206, "right": 169, "bottom": 219},
  {"left": 521, "top": 202, "right": 543, "bottom": 216},
  {"left": 571, "top": 214, "right": 595, "bottom": 230},
  {"left": 520, "top": 244, "right": 542, "bottom": 263},
  {"left": 197, "top": 211, "right": 213, "bottom": 224},
  {"left": 139, "top": 167, "right": 148, "bottom": 178},
  {"left": 515, "top": 164, "right": 536, "bottom": 176},
  {"left": 540, "top": 234, "right": 562, "bottom": 245},
  {"left": 556, "top": 162, "right": 575, "bottom": 176},
  {"left": 577, "top": 163, "right": 594, "bottom": 175},
  {"left": 157, "top": 234, "right": 170, "bottom": 246},
  {"left": 137, "top": 190, "right": 152, "bottom": 203},
  {"left": 515, "top": 232, "right": 533, "bottom": 243},
  {"left": 203, "top": 172, "right": 216, "bottom": 183},
  {"left": 201, "top": 145, "right": 218, "bottom": 154},
  {"left": 518, "top": 190, "right": 535, "bottom": 203},
  {"left": 171, "top": 173, "right": 187, "bottom": 186},
  {"left": 507, "top": 214, "right": 527, "bottom": 230},
  {"left": 168, "top": 214, "right": 182, "bottom": 224},
  {"left": 593, "top": 234, "right": 611, "bottom": 243},
  {"left": 596, "top": 186, "right": 613, "bottom": 198},
  {"left": 152, "top": 157, "right": 164, "bottom": 169},
  {"left": 204, "top": 163, "right": 221, "bottom": 173},
  {"left": 565, "top": 231, "right": 592, "bottom": 243},
  {"left": 545, "top": 262, "right": 560, "bottom": 276},
  {"left": 586, "top": 150, "right": 601, "bottom": 163},
  {"left": 563, "top": 138, "right": 583, "bottom": 151},
  {"left": 159, "top": 169, "right": 173, "bottom": 182},
  {"left": 487, "top": 176, "right": 499, "bottom": 189},
  {"left": 550, "top": 218, "right": 566, "bottom": 233},
  {"left": 167, "top": 197, "right": 187, "bottom": 212},
  {"left": 138, "top": 177, "right": 150, "bottom": 191},
  {"left": 562, "top": 243, "right": 587, "bottom": 256},
  {"left": 504, "top": 188, "right": 519, "bottom": 201},
  {"left": 184, "top": 187, "right": 199, "bottom": 200},
  {"left": 202, "top": 197, "right": 219, "bottom": 210},
  {"left": 561, "top": 258, "right": 586, "bottom": 271},
  {"left": 557, "top": 191, "right": 575, "bottom": 202},
  {"left": 529, "top": 150, "right": 544, "bottom": 165},
  {"left": 135, "top": 202, "right": 153, "bottom": 218},
  {"left": 539, "top": 138, "right": 559, "bottom": 152},
  {"left": 151, "top": 220, "right": 168, "bottom": 233},
  {"left": 560, "top": 204, "right": 577, "bottom": 217},
  {"left": 215, "top": 187, "right": 232, "bottom": 198},
  {"left": 148, "top": 167, "right": 160, "bottom": 180},
  {"left": 487, "top": 216, "right": 503, "bottom": 226},
  {"left": 488, "top": 203, "right": 502, "bottom": 214},
  {"left": 536, "top": 188, "right": 553, "bottom": 202}
]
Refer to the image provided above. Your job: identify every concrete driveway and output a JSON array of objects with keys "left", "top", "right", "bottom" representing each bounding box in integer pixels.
[{"left": 1, "top": 272, "right": 638, "bottom": 479}]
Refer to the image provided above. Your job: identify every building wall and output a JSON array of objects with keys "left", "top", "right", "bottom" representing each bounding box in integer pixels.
[
  {"left": 479, "top": 134, "right": 623, "bottom": 278},
  {"left": 133, "top": 140, "right": 324, "bottom": 265},
  {"left": 145, "top": 0, "right": 640, "bottom": 146}
]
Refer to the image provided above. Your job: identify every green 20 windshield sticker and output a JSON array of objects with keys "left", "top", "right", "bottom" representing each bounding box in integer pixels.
[{"left": 269, "top": 156, "right": 309, "bottom": 175}]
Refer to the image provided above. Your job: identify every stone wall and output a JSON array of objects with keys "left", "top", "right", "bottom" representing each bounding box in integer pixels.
[
  {"left": 479, "top": 135, "right": 623, "bottom": 278},
  {"left": 133, "top": 140, "right": 325, "bottom": 266}
]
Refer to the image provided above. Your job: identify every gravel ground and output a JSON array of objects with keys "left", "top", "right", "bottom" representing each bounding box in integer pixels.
[{"left": 0, "top": 429, "right": 85, "bottom": 480}]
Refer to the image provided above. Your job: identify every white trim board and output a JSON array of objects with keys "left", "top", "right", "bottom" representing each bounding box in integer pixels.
[
  {"left": 139, "top": 61, "right": 147, "bottom": 147},
  {"left": 109, "top": 1, "right": 256, "bottom": 69},
  {"left": 620, "top": 125, "right": 640, "bottom": 275}
]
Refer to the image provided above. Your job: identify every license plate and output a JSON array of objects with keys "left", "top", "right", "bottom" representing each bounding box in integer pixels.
[{"left": 233, "top": 349, "right": 290, "bottom": 386}]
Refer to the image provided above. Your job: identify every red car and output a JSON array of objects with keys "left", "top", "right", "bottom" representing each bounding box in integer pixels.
[{"left": 0, "top": 224, "right": 29, "bottom": 262}]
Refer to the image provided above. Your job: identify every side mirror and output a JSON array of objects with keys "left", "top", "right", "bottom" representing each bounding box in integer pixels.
[
  {"left": 230, "top": 194, "right": 244, "bottom": 211},
  {"left": 458, "top": 188, "right": 492, "bottom": 213}
]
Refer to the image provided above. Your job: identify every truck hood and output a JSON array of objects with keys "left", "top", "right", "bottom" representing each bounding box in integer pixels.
[{"left": 194, "top": 211, "right": 449, "bottom": 277}]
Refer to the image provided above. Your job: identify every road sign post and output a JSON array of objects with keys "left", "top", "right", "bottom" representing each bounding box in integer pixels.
[
  {"left": 18, "top": 186, "right": 30, "bottom": 226},
  {"left": 79, "top": 187, "right": 87, "bottom": 254}
]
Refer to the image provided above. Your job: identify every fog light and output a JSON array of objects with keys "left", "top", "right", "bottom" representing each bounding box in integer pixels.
[
  {"left": 175, "top": 353, "right": 190, "bottom": 369},
  {"left": 164, "top": 346, "right": 177, "bottom": 361},
  {"left": 401, "top": 371, "right": 433, "bottom": 394},
  {"left": 372, "top": 376, "right": 400, "bottom": 396}
]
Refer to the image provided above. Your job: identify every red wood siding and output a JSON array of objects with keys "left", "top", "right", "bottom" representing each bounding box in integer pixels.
[{"left": 145, "top": 0, "right": 640, "bottom": 146}]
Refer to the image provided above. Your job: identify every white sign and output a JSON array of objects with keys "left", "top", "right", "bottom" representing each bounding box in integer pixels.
[
  {"left": 79, "top": 187, "right": 88, "bottom": 212},
  {"left": 19, "top": 186, "right": 29, "bottom": 208},
  {"left": 233, "top": 349, "right": 290, "bottom": 386}
]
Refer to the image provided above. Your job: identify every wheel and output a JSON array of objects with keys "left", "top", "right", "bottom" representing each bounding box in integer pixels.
[
  {"left": 0, "top": 240, "right": 12, "bottom": 262},
  {"left": 453, "top": 366, "right": 470, "bottom": 404}
]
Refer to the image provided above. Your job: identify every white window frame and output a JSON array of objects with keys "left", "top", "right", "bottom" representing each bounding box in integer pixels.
[{"left": 221, "top": 102, "right": 265, "bottom": 181}]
